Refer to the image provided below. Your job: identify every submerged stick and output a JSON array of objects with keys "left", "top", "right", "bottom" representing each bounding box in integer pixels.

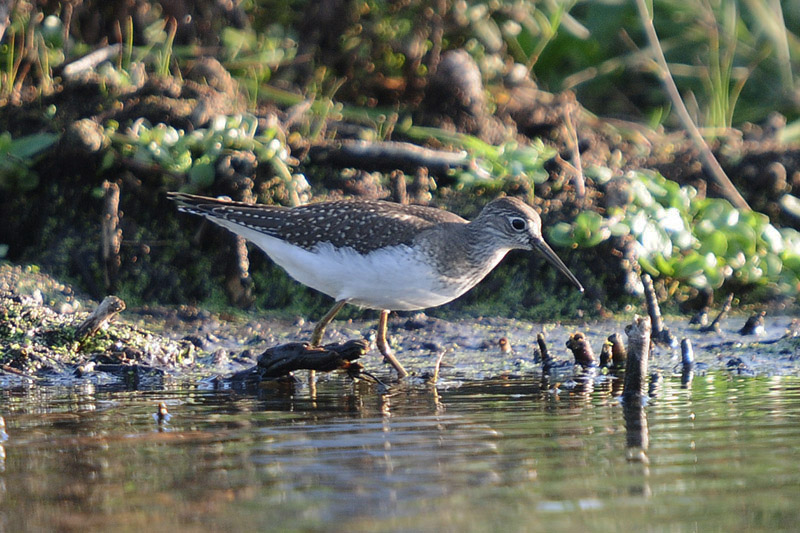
[
  {"left": 390, "top": 170, "right": 408, "bottom": 205},
  {"left": 1, "top": 364, "right": 41, "bottom": 382},
  {"left": 75, "top": 295, "right": 126, "bottom": 342},
  {"left": 700, "top": 293, "right": 733, "bottom": 333},
  {"left": 623, "top": 389, "right": 650, "bottom": 458},
  {"left": 739, "top": 311, "right": 766, "bottom": 336},
  {"left": 641, "top": 274, "right": 676, "bottom": 347},
  {"left": 680, "top": 338, "right": 694, "bottom": 387},
  {"left": 599, "top": 341, "right": 612, "bottom": 369},
  {"left": 537, "top": 333, "right": 553, "bottom": 373},
  {"left": 565, "top": 332, "right": 596, "bottom": 367},
  {"left": 431, "top": 349, "right": 446, "bottom": 384},
  {"left": 609, "top": 332, "right": 627, "bottom": 369},
  {"left": 623, "top": 316, "right": 651, "bottom": 403}
]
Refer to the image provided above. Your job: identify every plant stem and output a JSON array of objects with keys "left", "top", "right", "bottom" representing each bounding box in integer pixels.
[{"left": 633, "top": 0, "right": 750, "bottom": 212}]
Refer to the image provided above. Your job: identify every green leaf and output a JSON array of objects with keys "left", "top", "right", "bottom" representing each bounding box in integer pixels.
[
  {"left": 699, "top": 230, "right": 728, "bottom": 256},
  {"left": 547, "top": 222, "right": 575, "bottom": 248},
  {"left": 653, "top": 253, "right": 675, "bottom": 276},
  {"left": 673, "top": 251, "right": 707, "bottom": 279},
  {"left": 638, "top": 256, "right": 660, "bottom": 276},
  {"left": 188, "top": 162, "right": 215, "bottom": 188},
  {"left": 9, "top": 133, "right": 59, "bottom": 159}
]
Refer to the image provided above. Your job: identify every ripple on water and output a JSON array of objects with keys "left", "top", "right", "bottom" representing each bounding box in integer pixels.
[{"left": 0, "top": 373, "right": 799, "bottom": 531}]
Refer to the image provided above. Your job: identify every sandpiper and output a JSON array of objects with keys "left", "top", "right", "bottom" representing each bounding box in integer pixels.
[{"left": 168, "top": 192, "right": 583, "bottom": 378}]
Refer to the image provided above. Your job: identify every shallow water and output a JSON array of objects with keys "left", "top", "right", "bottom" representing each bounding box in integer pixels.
[{"left": 1, "top": 372, "right": 799, "bottom": 532}]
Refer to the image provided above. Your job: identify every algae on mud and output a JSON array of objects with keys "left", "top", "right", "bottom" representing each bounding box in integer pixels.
[
  {"left": 3, "top": 263, "right": 800, "bottom": 390},
  {"left": 1, "top": 2, "right": 800, "bottom": 386}
]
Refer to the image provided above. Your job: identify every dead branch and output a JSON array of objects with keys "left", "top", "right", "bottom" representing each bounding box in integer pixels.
[
  {"left": 307, "top": 140, "right": 470, "bottom": 175},
  {"left": 623, "top": 315, "right": 651, "bottom": 403},
  {"left": 257, "top": 339, "right": 369, "bottom": 378},
  {"left": 75, "top": 295, "right": 126, "bottom": 342}
]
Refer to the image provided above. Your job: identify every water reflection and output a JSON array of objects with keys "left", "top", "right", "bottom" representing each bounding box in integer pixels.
[
  {"left": 623, "top": 394, "right": 651, "bottom": 500},
  {"left": 0, "top": 374, "right": 798, "bottom": 531}
]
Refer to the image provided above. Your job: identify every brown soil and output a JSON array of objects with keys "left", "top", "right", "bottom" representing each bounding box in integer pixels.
[{"left": 1, "top": 10, "right": 799, "bottom": 319}]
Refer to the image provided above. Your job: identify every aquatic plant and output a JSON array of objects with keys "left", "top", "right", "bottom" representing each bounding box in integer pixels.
[
  {"left": 106, "top": 113, "right": 304, "bottom": 199},
  {"left": 548, "top": 168, "right": 800, "bottom": 294},
  {"left": 0, "top": 131, "right": 59, "bottom": 191},
  {"left": 403, "top": 124, "right": 554, "bottom": 190}
]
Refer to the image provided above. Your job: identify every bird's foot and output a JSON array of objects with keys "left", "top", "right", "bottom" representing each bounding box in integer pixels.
[{"left": 376, "top": 337, "right": 408, "bottom": 379}]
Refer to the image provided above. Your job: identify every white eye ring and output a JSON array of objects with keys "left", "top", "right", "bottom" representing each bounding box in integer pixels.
[{"left": 510, "top": 217, "right": 527, "bottom": 231}]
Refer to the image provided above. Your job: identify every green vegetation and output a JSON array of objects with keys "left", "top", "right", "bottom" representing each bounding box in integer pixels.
[
  {"left": 0, "top": 0, "right": 798, "bottom": 314},
  {"left": 549, "top": 168, "right": 800, "bottom": 294},
  {"left": 0, "top": 132, "right": 58, "bottom": 190},
  {"left": 0, "top": 264, "right": 196, "bottom": 371},
  {"left": 106, "top": 113, "right": 299, "bottom": 193}
]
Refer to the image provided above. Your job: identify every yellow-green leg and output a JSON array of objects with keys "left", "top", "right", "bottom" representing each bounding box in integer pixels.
[
  {"left": 377, "top": 309, "right": 408, "bottom": 379},
  {"left": 311, "top": 300, "right": 348, "bottom": 346}
]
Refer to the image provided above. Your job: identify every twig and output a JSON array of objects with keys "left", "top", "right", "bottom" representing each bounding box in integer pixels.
[
  {"left": 633, "top": 0, "right": 749, "bottom": 211},
  {"left": 565, "top": 332, "right": 596, "bottom": 367},
  {"left": 62, "top": 44, "right": 122, "bottom": 79},
  {"left": 1, "top": 364, "right": 41, "bottom": 381},
  {"left": 562, "top": 105, "right": 585, "bottom": 198},
  {"left": 641, "top": 274, "right": 676, "bottom": 347},
  {"left": 431, "top": 349, "right": 446, "bottom": 384},
  {"left": 700, "top": 293, "right": 733, "bottom": 333},
  {"left": 623, "top": 316, "right": 651, "bottom": 403},
  {"left": 537, "top": 333, "right": 553, "bottom": 373},
  {"left": 101, "top": 181, "right": 122, "bottom": 291},
  {"left": 75, "top": 296, "right": 126, "bottom": 342}
]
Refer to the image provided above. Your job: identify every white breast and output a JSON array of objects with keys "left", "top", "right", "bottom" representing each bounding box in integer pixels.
[{"left": 210, "top": 219, "right": 469, "bottom": 310}]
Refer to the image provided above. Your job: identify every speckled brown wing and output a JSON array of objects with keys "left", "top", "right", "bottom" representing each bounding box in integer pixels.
[{"left": 168, "top": 192, "right": 467, "bottom": 254}]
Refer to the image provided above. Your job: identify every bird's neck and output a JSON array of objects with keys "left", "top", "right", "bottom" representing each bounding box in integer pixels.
[
  {"left": 426, "top": 222, "right": 511, "bottom": 285},
  {"left": 464, "top": 221, "right": 513, "bottom": 268}
]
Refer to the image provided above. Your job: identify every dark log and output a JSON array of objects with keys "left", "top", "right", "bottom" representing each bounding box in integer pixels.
[
  {"left": 307, "top": 140, "right": 470, "bottom": 176},
  {"left": 257, "top": 339, "right": 369, "bottom": 378}
]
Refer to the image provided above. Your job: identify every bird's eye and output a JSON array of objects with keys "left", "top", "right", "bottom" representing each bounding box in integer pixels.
[{"left": 510, "top": 217, "right": 527, "bottom": 231}]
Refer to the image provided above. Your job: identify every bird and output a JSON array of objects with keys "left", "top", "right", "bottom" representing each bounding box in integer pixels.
[{"left": 168, "top": 192, "right": 584, "bottom": 378}]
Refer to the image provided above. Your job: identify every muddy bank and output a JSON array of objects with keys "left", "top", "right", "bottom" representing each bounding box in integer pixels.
[
  {"left": 1, "top": 48, "right": 799, "bottom": 322},
  {"left": 2, "top": 264, "right": 798, "bottom": 390}
]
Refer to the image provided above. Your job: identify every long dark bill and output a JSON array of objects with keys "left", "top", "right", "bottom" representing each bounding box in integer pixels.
[{"left": 533, "top": 238, "right": 584, "bottom": 293}]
